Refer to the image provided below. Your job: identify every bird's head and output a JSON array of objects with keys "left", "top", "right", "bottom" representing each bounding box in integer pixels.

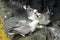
[{"left": 28, "top": 9, "right": 42, "bottom": 21}]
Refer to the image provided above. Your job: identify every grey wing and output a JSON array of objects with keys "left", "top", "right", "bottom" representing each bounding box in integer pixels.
[{"left": 14, "top": 25, "right": 31, "bottom": 35}]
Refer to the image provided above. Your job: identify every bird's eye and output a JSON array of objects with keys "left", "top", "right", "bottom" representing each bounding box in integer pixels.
[{"left": 37, "top": 15, "right": 39, "bottom": 17}]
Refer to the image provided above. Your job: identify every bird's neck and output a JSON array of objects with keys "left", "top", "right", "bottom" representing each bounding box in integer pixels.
[{"left": 29, "top": 19, "right": 39, "bottom": 27}]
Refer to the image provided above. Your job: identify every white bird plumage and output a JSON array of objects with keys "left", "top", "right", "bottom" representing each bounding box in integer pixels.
[
  {"left": 8, "top": 9, "right": 42, "bottom": 37},
  {"left": 8, "top": 5, "right": 50, "bottom": 37}
]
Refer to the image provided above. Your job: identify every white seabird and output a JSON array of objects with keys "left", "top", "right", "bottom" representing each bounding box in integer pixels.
[{"left": 8, "top": 9, "right": 42, "bottom": 37}]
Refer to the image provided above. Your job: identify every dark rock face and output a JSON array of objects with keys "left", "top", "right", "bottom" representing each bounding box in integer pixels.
[
  {"left": 29, "top": 0, "right": 42, "bottom": 13},
  {"left": 52, "top": 0, "right": 60, "bottom": 21},
  {"left": 2, "top": 0, "right": 55, "bottom": 12},
  {"left": 28, "top": 0, "right": 55, "bottom": 12}
]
